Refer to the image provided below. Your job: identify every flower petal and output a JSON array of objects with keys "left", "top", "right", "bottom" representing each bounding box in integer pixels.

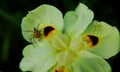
[
  {"left": 21, "top": 4, "right": 64, "bottom": 43},
  {"left": 64, "top": 3, "right": 94, "bottom": 39},
  {"left": 82, "top": 21, "right": 120, "bottom": 59},
  {"left": 57, "top": 50, "right": 75, "bottom": 66},
  {"left": 49, "top": 33, "right": 70, "bottom": 51},
  {"left": 72, "top": 50, "right": 111, "bottom": 72},
  {"left": 19, "top": 42, "right": 57, "bottom": 72}
]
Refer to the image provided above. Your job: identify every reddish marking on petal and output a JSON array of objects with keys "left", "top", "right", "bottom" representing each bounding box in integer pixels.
[
  {"left": 55, "top": 66, "right": 64, "bottom": 72},
  {"left": 43, "top": 26, "right": 56, "bottom": 39},
  {"left": 86, "top": 35, "right": 99, "bottom": 47}
]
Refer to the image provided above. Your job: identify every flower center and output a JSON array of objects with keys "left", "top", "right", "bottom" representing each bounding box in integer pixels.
[{"left": 50, "top": 34, "right": 99, "bottom": 71}]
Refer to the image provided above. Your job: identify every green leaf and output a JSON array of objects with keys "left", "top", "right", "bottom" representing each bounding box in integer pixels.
[
  {"left": 21, "top": 4, "right": 64, "bottom": 43},
  {"left": 72, "top": 50, "right": 111, "bottom": 72},
  {"left": 64, "top": 3, "right": 94, "bottom": 39},
  {"left": 19, "top": 42, "right": 57, "bottom": 72},
  {"left": 83, "top": 20, "right": 120, "bottom": 59}
]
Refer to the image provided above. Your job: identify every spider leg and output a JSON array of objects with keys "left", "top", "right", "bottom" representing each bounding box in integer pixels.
[
  {"left": 29, "top": 34, "right": 39, "bottom": 43},
  {"left": 29, "top": 33, "right": 34, "bottom": 43},
  {"left": 37, "top": 22, "right": 41, "bottom": 30},
  {"left": 23, "top": 30, "right": 33, "bottom": 32}
]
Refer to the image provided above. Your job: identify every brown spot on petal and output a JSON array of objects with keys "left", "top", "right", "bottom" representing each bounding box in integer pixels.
[
  {"left": 86, "top": 35, "right": 99, "bottom": 47},
  {"left": 55, "top": 66, "right": 65, "bottom": 72},
  {"left": 44, "top": 26, "right": 55, "bottom": 37}
]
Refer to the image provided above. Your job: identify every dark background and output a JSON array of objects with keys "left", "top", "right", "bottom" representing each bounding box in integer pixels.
[{"left": 0, "top": 0, "right": 120, "bottom": 72}]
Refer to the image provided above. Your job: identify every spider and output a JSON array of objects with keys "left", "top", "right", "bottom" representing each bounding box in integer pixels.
[{"left": 23, "top": 23, "right": 43, "bottom": 43}]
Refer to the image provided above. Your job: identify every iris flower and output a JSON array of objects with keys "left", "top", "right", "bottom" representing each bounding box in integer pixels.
[{"left": 20, "top": 3, "right": 120, "bottom": 72}]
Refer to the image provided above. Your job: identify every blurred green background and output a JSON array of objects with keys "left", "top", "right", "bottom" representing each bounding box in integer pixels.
[{"left": 0, "top": 0, "right": 120, "bottom": 72}]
